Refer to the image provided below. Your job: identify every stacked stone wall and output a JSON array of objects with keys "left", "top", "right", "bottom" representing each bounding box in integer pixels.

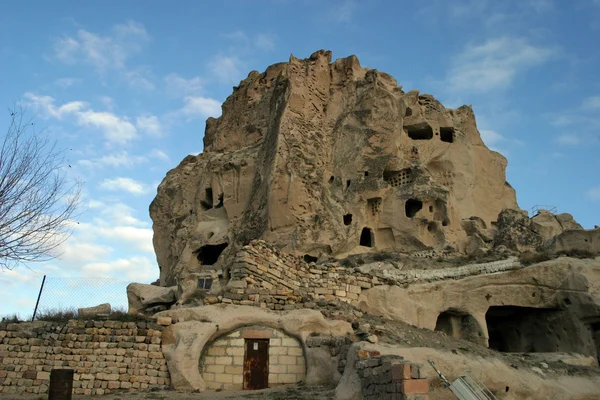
[
  {"left": 214, "top": 241, "right": 520, "bottom": 310},
  {"left": 0, "top": 319, "right": 170, "bottom": 396},
  {"left": 356, "top": 353, "right": 429, "bottom": 400}
]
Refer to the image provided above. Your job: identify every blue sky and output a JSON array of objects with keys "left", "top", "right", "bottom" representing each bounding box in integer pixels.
[{"left": 1, "top": 0, "right": 599, "bottom": 317}]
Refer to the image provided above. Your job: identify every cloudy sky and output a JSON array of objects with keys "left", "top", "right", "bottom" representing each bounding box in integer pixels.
[{"left": 1, "top": 0, "right": 599, "bottom": 317}]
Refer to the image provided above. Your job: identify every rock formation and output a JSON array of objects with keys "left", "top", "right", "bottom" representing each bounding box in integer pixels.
[
  {"left": 138, "top": 50, "right": 600, "bottom": 399},
  {"left": 150, "top": 50, "right": 518, "bottom": 287}
]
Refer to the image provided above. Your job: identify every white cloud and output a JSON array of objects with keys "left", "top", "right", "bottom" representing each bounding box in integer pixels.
[
  {"left": 254, "top": 34, "right": 276, "bottom": 51},
  {"left": 56, "top": 241, "right": 113, "bottom": 264},
  {"left": 77, "top": 109, "right": 138, "bottom": 145},
  {"left": 210, "top": 55, "right": 243, "bottom": 84},
  {"left": 136, "top": 115, "right": 163, "bottom": 137},
  {"left": 99, "top": 177, "right": 150, "bottom": 195},
  {"left": 97, "top": 226, "right": 154, "bottom": 253},
  {"left": 124, "top": 69, "right": 155, "bottom": 90},
  {"left": 52, "top": 21, "right": 148, "bottom": 72},
  {"left": 586, "top": 186, "right": 600, "bottom": 201},
  {"left": 149, "top": 149, "right": 171, "bottom": 162},
  {"left": 25, "top": 93, "right": 139, "bottom": 145},
  {"left": 78, "top": 151, "right": 147, "bottom": 168},
  {"left": 447, "top": 37, "right": 557, "bottom": 93},
  {"left": 582, "top": 96, "right": 600, "bottom": 110},
  {"left": 555, "top": 133, "right": 581, "bottom": 145},
  {"left": 79, "top": 256, "right": 156, "bottom": 281},
  {"left": 180, "top": 96, "right": 222, "bottom": 119},
  {"left": 99, "top": 96, "right": 115, "bottom": 110},
  {"left": 165, "top": 73, "right": 204, "bottom": 97},
  {"left": 479, "top": 129, "right": 504, "bottom": 146},
  {"left": 55, "top": 77, "right": 81, "bottom": 88},
  {"left": 332, "top": 0, "right": 357, "bottom": 22}
]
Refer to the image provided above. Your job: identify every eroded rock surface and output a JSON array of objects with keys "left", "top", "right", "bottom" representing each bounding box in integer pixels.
[{"left": 150, "top": 50, "right": 517, "bottom": 286}]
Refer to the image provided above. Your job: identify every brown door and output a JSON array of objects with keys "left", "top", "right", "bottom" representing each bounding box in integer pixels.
[{"left": 243, "top": 339, "right": 269, "bottom": 390}]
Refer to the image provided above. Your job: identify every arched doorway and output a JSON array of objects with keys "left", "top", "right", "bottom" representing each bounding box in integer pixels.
[
  {"left": 434, "top": 309, "right": 485, "bottom": 345},
  {"left": 199, "top": 325, "right": 306, "bottom": 390}
]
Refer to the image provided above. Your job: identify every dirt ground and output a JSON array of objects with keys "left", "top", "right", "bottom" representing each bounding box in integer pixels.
[{"left": 2, "top": 384, "right": 337, "bottom": 400}]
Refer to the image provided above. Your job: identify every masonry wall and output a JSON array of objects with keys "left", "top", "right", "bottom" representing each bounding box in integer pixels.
[
  {"left": 356, "top": 353, "right": 429, "bottom": 400},
  {"left": 0, "top": 319, "right": 170, "bottom": 396},
  {"left": 200, "top": 326, "right": 305, "bottom": 390},
  {"left": 214, "top": 241, "right": 520, "bottom": 310}
]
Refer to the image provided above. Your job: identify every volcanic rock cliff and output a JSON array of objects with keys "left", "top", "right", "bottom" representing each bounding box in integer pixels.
[{"left": 150, "top": 50, "right": 518, "bottom": 286}]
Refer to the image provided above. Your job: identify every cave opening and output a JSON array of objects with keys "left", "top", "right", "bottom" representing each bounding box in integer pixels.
[
  {"left": 435, "top": 310, "right": 485, "bottom": 345},
  {"left": 440, "top": 127, "right": 455, "bottom": 143},
  {"left": 303, "top": 254, "right": 318, "bottom": 263},
  {"left": 215, "top": 193, "right": 224, "bottom": 208},
  {"left": 201, "top": 187, "right": 214, "bottom": 210},
  {"left": 405, "top": 123, "right": 433, "bottom": 140},
  {"left": 485, "top": 306, "right": 580, "bottom": 353},
  {"left": 343, "top": 214, "right": 353, "bottom": 226},
  {"left": 360, "top": 227, "right": 374, "bottom": 247},
  {"left": 196, "top": 243, "right": 229, "bottom": 265},
  {"left": 405, "top": 199, "right": 423, "bottom": 218}
]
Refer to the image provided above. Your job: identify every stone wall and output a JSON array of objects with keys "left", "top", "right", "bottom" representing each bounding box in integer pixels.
[
  {"left": 215, "top": 241, "right": 520, "bottom": 310},
  {"left": 0, "top": 319, "right": 170, "bottom": 396},
  {"left": 356, "top": 353, "right": 429, "bottom": 400},
  {"left": 200, "top": 325, "right": 305, "bottom": 390}
]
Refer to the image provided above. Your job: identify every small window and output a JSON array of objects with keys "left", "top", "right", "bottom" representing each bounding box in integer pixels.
[{"left": 198, "top": 278, "right": 213, "bottom": 290}]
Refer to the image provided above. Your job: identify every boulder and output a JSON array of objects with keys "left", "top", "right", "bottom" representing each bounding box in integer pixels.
[
  {"left": 78, "top": 303, "right": 111, "bottom": 318},
  {"left": 547, "top": 228, "right": 600, "bottom": 256},
  {"left": 461, "top": 216, "right": 495, "bottom": 243},
  {"left": 127, "top": 283, "right": 177, "bottom": 314},
  {"left": 531, "top": 210, "right": 583, "bottom": 240},
  {"left": 150, "top": 50, "right": 518, "bottom": 286},
  {"left": 494, "top": 208, "right": 543, "bottom": 252}
]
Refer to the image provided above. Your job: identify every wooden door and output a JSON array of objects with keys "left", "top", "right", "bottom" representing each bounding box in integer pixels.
[{"left": 243, "top": 339, "right": 269, "bottom": 390}]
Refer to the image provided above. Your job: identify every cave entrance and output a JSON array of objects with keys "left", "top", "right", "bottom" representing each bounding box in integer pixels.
[
  {"left": 405, "top": 122, "right": 433, "bottom": 140},
  {"left": 485, "top": 306, "right": 578, "bottom": 353},
  {"left": 440, "top": 127, "right": 454, "bottom": 143},
  {"left": 405, "top": 199, "right": 423, "bottom": 218},
  {"left": 435, "top": 310, "right": 485, "bottom": 345},
  {"left": 343, "top": 214, "right": 353, "bottom": 226},
  {"left": 197, "top": 243, "right": 229, "bottom": 265},
  {"left": 360, "top": 228, "right": 374, "bottom": 247},
  {"left": 592, "top": 322, "right": 600, "bottom": 365}
]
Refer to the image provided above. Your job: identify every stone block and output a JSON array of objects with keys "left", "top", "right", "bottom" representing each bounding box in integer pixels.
[
  {"left": 36, "top": 371, "right": 50, "bottom": 380},
  {"left": 401, "top": 379, "right": 429, "bottom": 395}
]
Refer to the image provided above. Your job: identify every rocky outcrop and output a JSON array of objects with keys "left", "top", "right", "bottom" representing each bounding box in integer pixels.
[
  {"left": 127, "top": 283, "right": 178, "bottom": 314},
  {"left": 547, "top": 228, "right": 600, "bottom": 255},
  {"left": 531, "top": 210, "right": 583, "bottom": 240},
  {"left": 150, "top": 50, "right": 518, "bottom": 286},
  {"left": 356, "top": 256, "right": 600, "bottom": 358},
  {"left": 494, "top": 209, "right": 544, "bottom": 252},
  {"left": 156, "top": 304, "right": 352, "bottom": 391}
]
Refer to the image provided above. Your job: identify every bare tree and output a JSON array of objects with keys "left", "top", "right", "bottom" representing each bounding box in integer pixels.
[{"left": 0, "top": 107, "right": 82, "bottom": 269}]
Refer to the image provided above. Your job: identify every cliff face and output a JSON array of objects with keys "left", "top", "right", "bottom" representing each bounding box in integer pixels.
[{"left": 150, "top": 50, "right": 517, "bottom": 286}]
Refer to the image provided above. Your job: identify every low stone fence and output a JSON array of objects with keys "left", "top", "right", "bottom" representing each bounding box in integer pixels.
[
  {"left": 0, "top": 319, "right": 170, "bottom": 396},
  {"left": 220, "top": 241, "right": 520, "bottom": 310},
  {"left": 356, "top": 353, "right": 429, "bottom": 400}
]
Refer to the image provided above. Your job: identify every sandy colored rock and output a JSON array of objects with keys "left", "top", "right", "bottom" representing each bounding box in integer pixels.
[
  {"left": 335, "top": 343, "right": 600, "bottom": 400},
  {"left": 356, "top": 257, "right": 600, "bottom": 358},
  {"left": 78, "top": 303, "right": 111, "bottom": 318},
  {"left": 547, "top": 228, "right": 600, "bottom": 255},
  {"left": 127, "top": 283, "right": 177, "bottom": 314},
  {"left": 157, "top": 304, "right": 352, "bottom": 391},
  {"left": 150, "top": 50, "right": 517, "bottom": 286},
  {"left": 530, "top": 210, "right": 583, "bottom": 240}
]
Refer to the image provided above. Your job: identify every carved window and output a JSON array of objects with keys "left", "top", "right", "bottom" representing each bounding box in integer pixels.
[{"left": 198, "top": 278, "right": 213, "bottom": 290}]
